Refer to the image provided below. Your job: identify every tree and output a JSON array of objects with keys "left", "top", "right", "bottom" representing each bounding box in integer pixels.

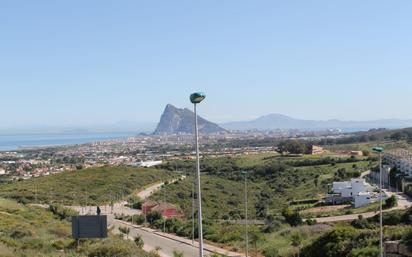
[
  {"left": 385, "top": 195, "right": 397, "bottom": 209},
  {"left": 278, "top": 140, "right": 307, "bottom": 154}
]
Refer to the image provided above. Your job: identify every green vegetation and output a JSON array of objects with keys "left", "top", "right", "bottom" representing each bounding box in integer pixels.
[
  {"left": 152, "top": 153, "right": 377, "bottom": 256},
  {"left": 0, "top": 166, "right": 176, "bottom": 205},
  {"left": 302, "top": 206, "right": 412, "bottom": 257},
  {"left": 0, "top": 198, "right": 156, "bottom": 257},
  {"left": 156, "top": 155, "right": 373, "bottom": 220}
]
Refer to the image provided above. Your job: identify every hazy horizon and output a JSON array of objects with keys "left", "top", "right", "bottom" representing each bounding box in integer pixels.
[{"left": 2, "top": 1, "right": 412, "bottom": 130}]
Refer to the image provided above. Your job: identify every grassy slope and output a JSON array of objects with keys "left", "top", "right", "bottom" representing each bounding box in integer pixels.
[
  {"left": 0, "top": 166, "right": 176, "bottom": 205},
  {"left": 0, "top": 198, "right": 154, "bottom": 257}
]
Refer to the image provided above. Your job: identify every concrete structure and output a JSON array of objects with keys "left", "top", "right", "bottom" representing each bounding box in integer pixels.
[
  {"left": 142, "top": 201, "right": 184, "bottom": 219},
  {"left": 135, "top": 160, "right": 163, "bottom": 168},
  {"left": 350, "top": 151, "right": 363, "bottom": 156},
  {"left": 384, "top": 149, "right": 412, "bottom": 178},
  {"left": 354, "top": 192, "right": 372, "bottom": 208},
  {"left": 308, "top": 145, "right": 324, "bottom": 155},
  {"left": 329, "top": 178, "right": 375, "bottom": 208},
  {"left": 384, "top": 241, "right": 412, "bottom": 257}
]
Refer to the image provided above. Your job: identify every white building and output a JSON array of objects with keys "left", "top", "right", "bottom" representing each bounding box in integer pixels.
[
  {"left": 0, "top": 168, "right": 6, "bottom": 175},
  {"left": 354, "top": 192, "right": 372, "bottom": 208},
  {"left": 384, "top": 150, "right": 412, "bottom": 178},
  {"left": 331, "top": 178, "right": 375, "bottom": 208},
  {"left": 137, "top": 160, "right": 163, "bottom": 168}
]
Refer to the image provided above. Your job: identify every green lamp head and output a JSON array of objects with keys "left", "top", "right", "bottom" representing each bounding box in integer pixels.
[
  {"left": 190, "top": 92, "right": 206, "bottom": 104},
  {"left": 372, "top": 147, "right": 384, "bottom": 153}
]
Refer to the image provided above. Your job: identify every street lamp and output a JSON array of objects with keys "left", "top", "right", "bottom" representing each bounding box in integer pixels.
[
  {"left": 242, "top": 171, "right": 249, "bottom": 257},
  {"left": 190, "top": 92, "right": 206, "bottom": 257},
  {"left": 372, "top": 146, "right": 384, "bottom": 257}
]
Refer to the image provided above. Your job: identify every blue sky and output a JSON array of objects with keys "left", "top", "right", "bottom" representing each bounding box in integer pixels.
[{"left": 1, "top": 1, "right": 412, "bottom": 130}]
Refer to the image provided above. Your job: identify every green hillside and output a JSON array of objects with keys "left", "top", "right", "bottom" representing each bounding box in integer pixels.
[
  {"left": 0, "top": 198, "right": 155, "bottom": 257},
  {"left": 0, "top": 166, "right": 176, "bottom": 205}
]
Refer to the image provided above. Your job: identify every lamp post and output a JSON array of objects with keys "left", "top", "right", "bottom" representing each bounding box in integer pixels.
[
  {"left": 190, "top": 92, "right": 206, "bottom": 257},
  {"left": 242, "top": 171, "right": 249, "bottom": 257},
  {"left": 373, "top": 146, "right": 384, "bottom": 257}
]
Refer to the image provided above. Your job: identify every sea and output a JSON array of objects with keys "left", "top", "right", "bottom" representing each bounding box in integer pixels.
[{"left": 0, "top": 132, "right": 137, "bottom": 151}]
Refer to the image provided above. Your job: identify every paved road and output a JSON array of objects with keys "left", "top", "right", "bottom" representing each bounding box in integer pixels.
[
  {"left": 69, "top": 176, "right": 244, "bottom": 257},
  {"left": 111, "top": 218, "right": 243, "bottom": 257},
  {"left": 72, "top": 177, "right": 184, "bottom": 216},
  {"left": 314, "top": 190, "right": 412, "bottom": 223}
]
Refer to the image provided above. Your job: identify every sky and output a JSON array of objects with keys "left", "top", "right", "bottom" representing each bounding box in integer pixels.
[{"left": 1, "top": 1, "right": 412, "bottom": 131}]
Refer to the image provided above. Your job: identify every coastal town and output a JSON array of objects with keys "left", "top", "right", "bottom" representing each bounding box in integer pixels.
[{"left": 0, "top": 129, "right": 344, "bottom": 181}]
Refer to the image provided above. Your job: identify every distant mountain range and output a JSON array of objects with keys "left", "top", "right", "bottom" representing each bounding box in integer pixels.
[
  {"left": 153, "top": 104, "right": 226, "bottom": 135},
  {"left": 221, "top": 113, "right": 412, "bottom": 132}
]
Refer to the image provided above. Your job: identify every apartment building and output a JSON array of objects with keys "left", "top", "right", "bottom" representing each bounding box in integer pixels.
[{"left": 384, "top": 149, "right": 412, "bottom": 178}]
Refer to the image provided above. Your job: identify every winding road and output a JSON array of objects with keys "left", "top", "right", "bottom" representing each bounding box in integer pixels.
[{"left": 71, "top": 176, "right": 243, "bottom": 257}]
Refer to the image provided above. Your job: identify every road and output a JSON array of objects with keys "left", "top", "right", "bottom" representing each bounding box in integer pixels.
[
  {"left": 70, "top": 176, "right": 243, "bottom": 257},
  {"left": 111, "top": 218, "right": 243, "bottom": 257},
  {"left": 314, "top": 190, "right": 412, "bottom": 223},
  {"left": 72, "top": 176, "right": 184, "bottom": 216}
]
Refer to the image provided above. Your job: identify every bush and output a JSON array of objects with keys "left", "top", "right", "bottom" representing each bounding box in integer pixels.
[
  {"left": 384, "top": 195, "right": 397, "bottom": 209},
  {"left": 134, "top": 235, "right": 144, "bottom": 249},
  {"left": 49, "top": 204, "right": 78, "bottom": 221},
  {"left": 147, "top": 211, "right": 162, "bottom": 225},
  {"left": 263, "top": 247, "right": 279, "bottom": 257},
  {"left": 9, "top": 226, "right": 33, "bottom": 239},
  {"left": 87, "top": 239, "right": 134, "bottom": 257},
  {"left": 132, "top": 214, "right": 145, "bottom": 225},
  {"left": 282, "top": 208, "right": 303, "bottom": 227},
  {"left": 402, "top": 228, "right": 412, "bottom": 251}
]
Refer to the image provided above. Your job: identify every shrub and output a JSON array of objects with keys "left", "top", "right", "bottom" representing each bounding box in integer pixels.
[
  {"left": 9, "top": 226, "right": 33, "bottom": 239},
  {"left": 134, "top": 235, "right": 144, "bottom": 249},
  {"left": 86, "top": 239, "right": 134, "bottom": 257},
  {"left": 384, "top": 195, "right": 397, "bottom": 209},
  {"left": 49, "top": 204, "right": 78, "bottom": 221},
  {"left": 147, "top": 211, "right": 162, "bottom": 225},
  {"left": 282, "top": 208, "right": 303, "bottom": 227},
  {"left": 402, "top": 228, "right": 412, "bottom": 251}
]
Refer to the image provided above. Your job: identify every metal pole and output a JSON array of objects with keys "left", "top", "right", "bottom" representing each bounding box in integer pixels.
[
  {"left": 194, "top": 103, "right": 204, "bottom": 257},
  {"left": 379, "top": 152, "right": 383, "bottom": 257},
  {"left": 388, "top": 169, "right": 391, "bottom": 192},
  {"left": 244, "top": 172, "right": 249, "bottom": 257},
  {"left": 192, "top": 174, "right": 195, "bottom": 245},
  {"left": 163, "top": 180, "right": 166, "bottom": 233}
]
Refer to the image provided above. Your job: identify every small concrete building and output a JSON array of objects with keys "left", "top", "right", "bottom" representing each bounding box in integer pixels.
[{"left": 330, "top": 178, "right": 375, "bottom": 208}]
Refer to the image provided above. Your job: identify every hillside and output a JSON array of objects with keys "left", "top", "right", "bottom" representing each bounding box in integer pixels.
[
  {"left": 0, "top": 166, "right": 176, "bottom": 205},
  {"left": 153, "top": 154, "right": 373, "bottom": 219},
  {"left": 153, "top": 104, "right": 226, "bottom": 134},
  {"left": 0, "top": 198, "right": 154, "bottom": 257}
]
